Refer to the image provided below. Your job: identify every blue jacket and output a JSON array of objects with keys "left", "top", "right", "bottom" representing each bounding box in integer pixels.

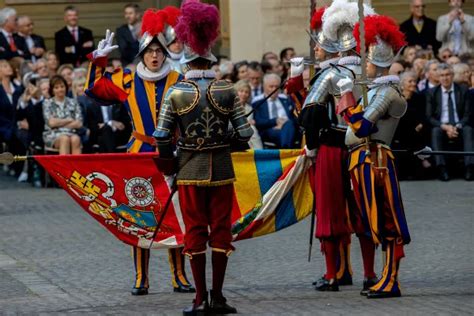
[{"left": 251, "top": 94, "right": 295, "bottom": 131}]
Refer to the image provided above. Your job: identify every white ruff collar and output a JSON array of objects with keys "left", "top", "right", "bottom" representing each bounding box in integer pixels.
[
  {"left": 136, "top": 59, "right": 171, "bottom": 82},
  {"left": 169, "top": 50, "right": 184, "bottom": 61},
  {"left": 185, "top": 70, "right": 216, "bottom": 80},
  {"left": 338, "top": 56, "right": 361, "bottom": 66},
  {"left": 373, "top": 75, "right": 400, "bottom": 85},
  {"left": 319, "top": 57, "right": 341, "bottom": 70}
]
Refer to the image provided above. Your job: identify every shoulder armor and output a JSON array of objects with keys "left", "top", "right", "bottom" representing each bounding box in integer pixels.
[
  {"left": 304, "top": 67, "right": 338, "bottom": 108},
  {"left": 207, "top": 80, "right": 236, "bottom": 115},
  {"left": 364, "top": 85, "right": 406, "bottom": 122},
  {"left": 169, "top": 80, "right": 200, "bottom": 116}
]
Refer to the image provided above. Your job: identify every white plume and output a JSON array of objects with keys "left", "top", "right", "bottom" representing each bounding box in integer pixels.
[{"left": 322, "top": 0, "right": 376, "bottom": 41}]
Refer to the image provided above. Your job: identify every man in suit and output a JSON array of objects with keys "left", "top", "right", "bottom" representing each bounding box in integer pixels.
[
  {"left": 86, "top": 101, "right": 131, "bottom": 153},
  {"left": 418, "top": 59, "right": 440, "bottom": 93},
  {"left": 55, "top": 6, "right": 94, "bottom": 66},
  {"left": 426, "top": 63, "right": 473, "bottom": 181},
  {"left": 17, "top": 15, "right": 46, "bottom": 62},
  {"left": 116, "top": 3, "right": 140, "bottom": 66},
  {"left": 248, "top": 62, "right": 264, "bottom": 100},
  {"left": 0, "top": 7, "right": 30, "bottom": 60},
  {"left": 436, "top": 0, "right": 473, "bottom": 56},
  {"left": 400, "top": 0, "right": 441, "bottom": 55},
  {"left": 253, "top": 73, "right": 296, "bottom": 148}
]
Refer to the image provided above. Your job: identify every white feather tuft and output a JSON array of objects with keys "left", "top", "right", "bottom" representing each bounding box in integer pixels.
[{"left": 322, "top": 0, "right": 376, "bottom": 41}]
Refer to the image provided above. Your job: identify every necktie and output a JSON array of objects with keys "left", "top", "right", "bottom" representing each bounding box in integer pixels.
[
  {"left": 253, "top": 88, "right": 259, "bottom": 98},
  {"left": 447, "top": 91, "right": 455, "bottom": 125},
  {"left": 270, "top": 100, "right": 278, "bottom": 119},
  {"left": 8, "top": 34, "right": 16, "bottom": 52},
  {"left": 71, "top": 28, "right": 78, "bottom": 42},
  {"left": 414, "top": 20, "right": 423, "bottom": 33}
]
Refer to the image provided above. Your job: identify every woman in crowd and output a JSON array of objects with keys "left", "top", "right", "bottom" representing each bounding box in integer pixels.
[
  {"left": 402, "top": 46, "right": 417, "bottom": 64},
  {"left": 234, "top": 80, "right": 263, "bottom": 149},
  {"left": 393, "top": 71, "right": 431, "bottom": 179},
  {"left": 57, "top": 64, "right": 74, "bottom": 93},
  {"left": 233, "top": 61, "right": 248, "bottom": 82},
  {"left": 34, "top": 58, "right": 49, "bottom": 78},
  {"left": 453, "top": 63, "right": 471, "bottom": 86},
  {"left": 0, "top": 60, "right": 25, "bottom": 176},
  {"left": 42, "top": 75, "right": 83, "bottom": 155},
  {"left": 45, "top": 51, "right": 59, "bottom": 77},
  {"left": 38, "top": 78, "right": 50, "bottom": 99}
]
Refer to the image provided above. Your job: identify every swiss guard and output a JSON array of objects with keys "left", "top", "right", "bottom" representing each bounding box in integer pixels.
[
  {"left": 336, "top": 14, "right": 411, "bottom": 299},
  {"left": 84, "top": 7, "right": 194, "bottom": 295},
  {"left": 153, "top": 0, "right": 253, "bottom": 314}
]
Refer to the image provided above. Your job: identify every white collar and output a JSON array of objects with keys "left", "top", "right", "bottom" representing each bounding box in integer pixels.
[
  {"left": 136, "top": 59, "right": 172, "bottom": 82},
  {"left": 441, "top": 84, "right": 455, "bottom": 93},
  {"left": 319, "top": 57, "right": 341, "bottom": 70},
  {"left": 0, "top": 28, "right": 11, "bottom": 37},
  {"left": 185, "top": 69, "right": 216, "bottom": 80},
  {"left": 67, "top": 26, "right": 77, "bottom": 32},
  {"left": 338, "top": 56, "right": 361, "bottom": 66},
  {"left": 168, "top": 50, "right": 184, "bottom": 61},
  {"left": 373, "top": 75, "right": 400, "bottom": 85}
]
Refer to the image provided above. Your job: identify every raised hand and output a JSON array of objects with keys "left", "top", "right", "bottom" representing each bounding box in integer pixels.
[{"left": 93, "top": 29, "right": 119, "bottom": 58}]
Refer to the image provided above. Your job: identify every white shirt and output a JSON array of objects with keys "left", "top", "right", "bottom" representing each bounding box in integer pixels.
[
  {"left": 0, "top": 28, "right": 12, "bottom": 40},
  {"left": 101, "top": 106, "right": 111, "bottom": 123},
  {"left": 267, "top": 97, "right": 288, "bottom": 120},
  {"left": 440, "top": 84, "right": 459, "bottom": 124}
]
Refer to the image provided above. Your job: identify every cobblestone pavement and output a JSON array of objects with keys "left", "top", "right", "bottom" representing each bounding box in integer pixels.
[{"left": 0, "top": 174, "right": 473, "bottom": 315}]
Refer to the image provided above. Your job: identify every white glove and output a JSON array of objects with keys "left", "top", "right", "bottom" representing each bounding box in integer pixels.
[
  {"left": 290, "top": 57, "right": 305, "bottom": 78},
  {"left": 304, "top": 145, "right": 317, "bottom": 158},
  {"left": 93, "top": 29, "right": 118, "bottom": 59},
  {"left": 336, "top": 77, "right": 354, "bottom": 94},
  {"left": 414, "top": 146, "right": 432, "bottom": 160}
]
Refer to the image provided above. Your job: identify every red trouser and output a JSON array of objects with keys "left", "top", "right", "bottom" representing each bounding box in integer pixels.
[{"left": 178, "top": 184, "right": 235, "bottom": 256}]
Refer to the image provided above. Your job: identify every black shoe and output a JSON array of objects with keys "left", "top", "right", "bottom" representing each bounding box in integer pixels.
[
  {"left": 337, "top": 273, "right": 353, "bottom": 286},
  {"left": 360, "top": 277, "right": 378, "bottom": 296},
  {"left": 210, "top": 290, "right": 237, "bottom": 314},
  {"left": 131, "top": 287, "right": 148, "bottom": 296},
  {"left": 438, "top": 166, "right": 449, "bottom": 181},
  {"left": 464, "top": 166, "right": 474, "bottom": 181},
  {"left": 174, "top": 284, "right": 197, "bottom": 293},
  {"left": 315, "top": 278, "right": 339, "bottom": 292},
  {"left": 366, "top": 289, "right": 401, "bottom": 299},
  {"left": 183, "top": 299, "right": 210, "bottom": 316},
  {"left": 312, "top": 275, "right": 326, "bottom": 286}
]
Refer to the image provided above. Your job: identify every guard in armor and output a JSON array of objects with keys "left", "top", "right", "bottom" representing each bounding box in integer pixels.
[
  {"left": 336, "top": 15, "right": 411, "bottom": 299},
  {"left": 153, "top": 1, "right": 252, "bottom": 314},
  {"left": 84, "top": 8, "right": 194, "bottom": 296},
  {"left": 163, "top": 6, "right": 185, "bottom": 74},
  {"left": 286, "top": 0, "right": 376, "bottom": 293}
]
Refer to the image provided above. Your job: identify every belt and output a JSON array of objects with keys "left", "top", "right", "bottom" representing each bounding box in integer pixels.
[
  {"left": 349, "top": 140, "right": 391, "bottom": 152},
  {"left": 132, "top": 131, "right": 157, "bottom": 147}
]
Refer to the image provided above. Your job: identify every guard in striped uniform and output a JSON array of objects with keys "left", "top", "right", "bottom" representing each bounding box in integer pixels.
[
  {"left": 84, "top": 8, "right": 194, "bottom": 296},
  {"left": 336, "top": 15, "right": 412, "bottom": 299}
]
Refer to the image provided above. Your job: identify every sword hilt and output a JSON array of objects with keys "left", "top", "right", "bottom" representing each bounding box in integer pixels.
[{"left": 0, "top": 152, "right": 28, "bottom": 165}]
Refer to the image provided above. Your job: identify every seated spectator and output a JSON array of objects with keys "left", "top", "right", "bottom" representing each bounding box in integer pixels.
[
  {"left": 453, "top": 63, "right": 471, "bottom": 86},
  {"left": 219, "top": 60, "right": 234, "bottom": 82},
  {"left": 9, "top": 56, "right": 25, "bottom": 86},
  {"left": 57, "top": 64, "right": 74, "bottom": 94},
  {"left": 438, "top": 47, "right": 453, "bottom": 62},
  {"left": 17, "top": 15, "right": 46, "bottom": 62},
  {"left": 233, "top": 61, "right": 248, "bottom": 82},
  {"left": 0, "top": 7, "right": 30, "bottom": 60},
  {"left": 248, "top": 61, "right": 263, "bottom": 99},
  {"left": 280, "top": 47, "right": 295, "bottom": 65},
  {"left": 234, "top": 80, "right": 263, "bottom": 149},
  {"left": 0, "top": 60, "right": 25, "bottom": 177},
  {"left": 261, "top": 51, "right": 278, "bottom": 63},
  {"left": 393, "top": 71, "right": 431, "bottom": 178},
  {"left": 412, "top": 57, "right": 427, "bottom": 81},
  {"left": 418, "top": 59, "right": 440, "bottom": 92},
  {"left": 42, "top": 75, "right": 83, "bottom": 155},
  {"left": 252, "top": 73, "right": 297, "bottom": 148},
  {"left": 426, "top": 63, "right": 473, "bottom": 181},
  {"left": 38, "top": 78, "right": 50, "bottom": 99},
  {"left": 402, "top": 46, "right": 417, "bottom": 64},
  {"left": 389, "top": 61, "right": 407, "bottom": 76},
  {"left": 72, "top": 67, "right": 87, "bottom": 81},
  {"left": 436, "top": 0, "right": 473, "bottom": 56},
  {"left": 33, "top": 58, "right": 49, "bottom": 78},
  {"left": 45, "top": 51, "right": 59, "bottom": 77},
  {"left": 18, "top": 73, "right": 45, "bottom": 148}
]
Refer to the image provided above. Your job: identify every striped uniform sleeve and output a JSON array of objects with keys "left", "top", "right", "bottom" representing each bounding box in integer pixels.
[{"left": 84, "top": 53, "right": 132, "bottom": 105}]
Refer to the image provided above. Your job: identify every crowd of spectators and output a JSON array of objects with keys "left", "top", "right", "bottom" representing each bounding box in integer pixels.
[{"left": 0, "top": 0, "right": 472, "bottom": 187}]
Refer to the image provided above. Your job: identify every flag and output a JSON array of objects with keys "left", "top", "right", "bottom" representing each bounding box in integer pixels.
[{"left": 35, "top": 150, "right": 313, "bottom": 249}]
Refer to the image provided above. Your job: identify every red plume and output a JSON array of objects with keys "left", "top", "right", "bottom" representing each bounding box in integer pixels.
[
  {"left": 175, "top": 0, "right": 220, "bottom": 56},
  {"left": 163, "top": 6, "right": 181, "bottom": 27},
  {"left": 310, "top": 7, "right": 326, "bottom": 31},
  {"left": 140, "top": 8, "right": 168, "bottom": 36},
  {"left": 354, "top": 15, "right": 406, "bottom": 53}
]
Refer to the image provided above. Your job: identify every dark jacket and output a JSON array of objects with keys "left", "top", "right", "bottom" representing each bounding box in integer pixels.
[
  {"left": 400, "top": 15, "right": 441, "bottom": 54},
  {"left": 393, "top": 92, "right": 427, "bottom": 150},
  {"left": 116, "top": 24, "right": 139, "bottom": 66},
  {"left": 54, "top": 26, "right": 94, "bottom": 65},
  {"left": 252, "top": 95, "right": 296, "bottom": 131},
  {"left": 0, "top": 32, "right": 31, "bottom": 60},
  {"left": 0, "top": 83, "right": 24, "bottom": 141},
  {"left": 16, "top": 98, "right": 45, "bottom": 146},
  {"left": 426, "top": 83, "right": 472, "bottom": 128}
]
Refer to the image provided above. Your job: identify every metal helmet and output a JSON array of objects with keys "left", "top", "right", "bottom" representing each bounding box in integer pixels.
[
  {"left": 310, "top": 30, "right": 339, "bottom": 54},
  {"left": 367, "top": 37, "right": 403, "bottom": 68},
  {"left": 335, "top": 24, "right": 356, "bottom": 52},
  {"left": 164, "top": 25, "right": 177, "bottom": 47},
  {"left": 180, "top": 45, "right": 217, "bottom": 65},
  {"left": 136, "top": 32, "right": 170, "bottom": 58}
]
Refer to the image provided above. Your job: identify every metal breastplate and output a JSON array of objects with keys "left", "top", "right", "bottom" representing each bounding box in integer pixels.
[
  {"left": 345, "top": 84, "right": 407, "bottom": 147},
  {"left": 172, "top": 79, "right": 235, "bottom": 150}
]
